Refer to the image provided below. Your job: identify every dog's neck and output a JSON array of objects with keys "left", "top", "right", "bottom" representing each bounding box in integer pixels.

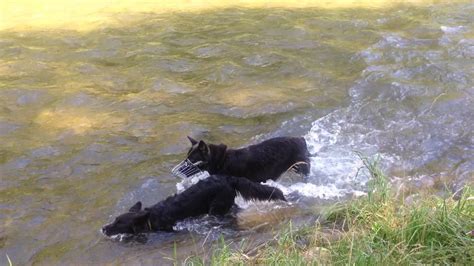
[
  {"left": 208, "top": 143, "right": 228, "bottom": 173},
  {"left": 145, "top": 202, "right": 178, "bottom": 232}
]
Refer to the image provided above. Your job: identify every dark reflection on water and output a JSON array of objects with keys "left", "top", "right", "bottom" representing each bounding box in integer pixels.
[{"left": 1, "top": 3, "right": 473, "bottom": 265}]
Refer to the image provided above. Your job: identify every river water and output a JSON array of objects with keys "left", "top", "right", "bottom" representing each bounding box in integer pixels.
[{"left": 1, "top": 1, "right": 473, "bottom": 265}]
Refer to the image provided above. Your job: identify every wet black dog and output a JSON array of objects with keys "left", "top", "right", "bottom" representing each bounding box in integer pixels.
[
  {"left": 182, "top": 136, "right": 311, "bottom": 182},
  {"left": 102, "top": 175, "right": 285, "bottom": 236}
]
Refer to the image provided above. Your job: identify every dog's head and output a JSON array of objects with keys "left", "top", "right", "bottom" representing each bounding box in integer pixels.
[
  {"left": 102, "top": 202, "right": 151, "bottom": 237},
  {"left": 185, "top": 136, "right": 211, "bottom": 171}
]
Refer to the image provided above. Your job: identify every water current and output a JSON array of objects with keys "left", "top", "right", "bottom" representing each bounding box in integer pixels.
[{"left": 0, "top": 1, "right": 473, "bottom": 264}]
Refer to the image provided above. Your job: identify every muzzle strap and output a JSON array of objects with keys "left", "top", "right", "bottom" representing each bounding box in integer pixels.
[{"left": 171, "top": 159, "right": 205, "bottom": 178}]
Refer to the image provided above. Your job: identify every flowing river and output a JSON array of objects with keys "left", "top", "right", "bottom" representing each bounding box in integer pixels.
[{"left": 1, "top": 1, "right": 473, "bottom": 265}]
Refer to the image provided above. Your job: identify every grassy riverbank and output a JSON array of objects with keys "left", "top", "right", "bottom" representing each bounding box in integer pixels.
[{"left": 188, "top": 157, "right": 474, "bottom": 265}]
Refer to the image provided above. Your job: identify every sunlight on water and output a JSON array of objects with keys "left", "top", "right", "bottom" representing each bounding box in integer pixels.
[
  {"left": 35, "top": 109, "right": 125, "bottom": 134},
  {"left": 0, "top": 0, "right": 453, "bottom": 31}
]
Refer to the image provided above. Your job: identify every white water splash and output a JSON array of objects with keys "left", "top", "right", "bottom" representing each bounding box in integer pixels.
[
  {"left": 264, "top": 180, "right": 366, "bottom": 199},
  {"left": 176, "top": 171, "right": 210, "bottom": 193},
  {"left": 110, "top": 233, "right": 130, "bottom": 242},
  {"left": 302, "top": 111, "right": 375, "bottom": 195},
  {"left": 440, "top": 25, "right": 466, "bottom": 34}
]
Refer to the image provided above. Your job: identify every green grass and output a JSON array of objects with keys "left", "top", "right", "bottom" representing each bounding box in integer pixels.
[
  {"left": 185, "top": 155, "right": 474, "bottom": 265},
  {"left": 6, "top": 254, "right": 13, "bottom": 266}
]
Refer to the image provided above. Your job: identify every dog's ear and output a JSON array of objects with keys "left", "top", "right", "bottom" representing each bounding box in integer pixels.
[
  {"left": 187, "top": 136, "right": 198, "bottom": 146},
  {"left": 129, "top": 201, "right": 142, "bottom": 213},
  {"left": 198, "top": 140, "right": 209, "bottom": 156}
]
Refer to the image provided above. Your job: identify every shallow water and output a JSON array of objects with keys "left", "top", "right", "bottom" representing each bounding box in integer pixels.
[{"left": 1, "top": 1, "right": 473, "bottom": 265}]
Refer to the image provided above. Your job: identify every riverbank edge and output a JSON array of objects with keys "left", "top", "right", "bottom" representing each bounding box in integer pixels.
[{"left": 187, "top": 156, "right": 474, "bottom": 265}]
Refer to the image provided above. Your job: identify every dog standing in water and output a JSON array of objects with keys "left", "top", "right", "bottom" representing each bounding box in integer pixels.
[
  {"left": 102, "top": 175, "right": 286, "bottom": 236},
  {"left": 175, "top": 136, "right": 311, "bottom": 183}
]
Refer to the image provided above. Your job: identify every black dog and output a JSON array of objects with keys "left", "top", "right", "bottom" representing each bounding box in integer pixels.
[
  {"left": 181, "top": 136, "right": 311, "bottom": 183},
  {"left": 102, "top": 175, "right": 286, "bottom": 236}
]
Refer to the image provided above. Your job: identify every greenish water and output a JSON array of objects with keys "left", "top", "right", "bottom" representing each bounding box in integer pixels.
[{"left": 1, "top": 3, "right": 473, "bottom": 265}]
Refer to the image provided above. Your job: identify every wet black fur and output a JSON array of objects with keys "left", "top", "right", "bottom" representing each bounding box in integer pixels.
[
  {"left": 102, "top": 175, "right": 286, "bottom": 236},
  {"left": 185, "top": 136, "right": 311, "bottom": 183}
]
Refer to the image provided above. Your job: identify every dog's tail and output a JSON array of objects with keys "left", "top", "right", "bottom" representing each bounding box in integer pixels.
[{"left": 227, "top": 176, "right": 286, "bottom": 202}]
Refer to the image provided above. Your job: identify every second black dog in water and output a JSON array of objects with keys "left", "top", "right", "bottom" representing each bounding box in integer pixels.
[
  {"left": 183, "top": 136, "right": 311, "bottom": 182},
  {"left": 102, "top": 175, "right": 286, "bottom": 236}
]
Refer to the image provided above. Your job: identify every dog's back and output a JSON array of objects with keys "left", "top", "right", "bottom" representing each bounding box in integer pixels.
[
  {"left": 220, "top": 137, "right": 311, "bottom": 182},
  {"left": 147, "top": 175, "right": 286, "bottom": 229},
  {"left": 226, "top": 175, "right": 286, "bottom": 202},
  {"left": 179, "top": 136, "right": 311, "bottom": 182}
]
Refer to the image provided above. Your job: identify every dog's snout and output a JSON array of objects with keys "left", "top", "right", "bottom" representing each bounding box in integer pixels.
[{"left": 101, "top": 226, "right": 108, "bottom": 235}]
